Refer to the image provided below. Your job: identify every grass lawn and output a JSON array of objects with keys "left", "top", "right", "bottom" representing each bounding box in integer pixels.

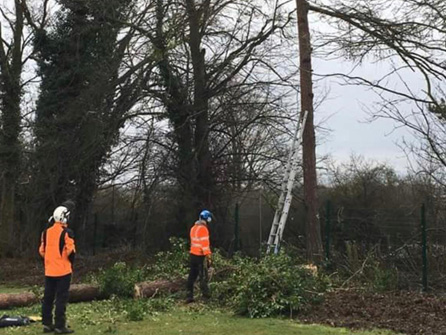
[
  {"left": 0, "top": 299, "right": 399, "bottom": 335},
  {"left": 0, "top": 285, "right": 31, "bottom": 294}
]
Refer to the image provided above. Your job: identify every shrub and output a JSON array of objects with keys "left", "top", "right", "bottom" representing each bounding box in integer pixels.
[
  {"left": 367, "top": 261, "right": 399, "bottom": 292},
  {"left": 96, "top": 262, "right": 147, "bottom": 298},
  {"left": 335, "top": 245, "right": 400, "bottom": 292},
  {"left": 124, "top": 300, "right": 146, "bottom": 321},
  {"left": 148, "top": 237, "right": 189, "bottom": 280},
  {"left": 94, "top": 238, "right": 189, "bottom": 297}
]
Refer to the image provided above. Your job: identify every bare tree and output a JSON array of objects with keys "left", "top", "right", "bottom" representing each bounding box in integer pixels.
[
  {"left": 300, "top": 0, "right": 446, "bottom": 186},
  {"left": 127, "top": 0, "right": 295, "bottom": 228},
  {"left": 0, "top": 0, "right": 49, "bottom": 255}
]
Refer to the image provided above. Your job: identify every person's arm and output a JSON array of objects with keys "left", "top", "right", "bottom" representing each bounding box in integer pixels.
[
  {"left": 64, "top": 229, "right": 76, "bottom": 263},
  {"left": 199, "top": 226, "right": 212, "bottom": 267},
  {"left": 39, "top": 232, "right": 45, "bottom": 258}
]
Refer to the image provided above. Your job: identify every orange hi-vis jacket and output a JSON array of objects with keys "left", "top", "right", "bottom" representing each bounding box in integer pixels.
[
  {"left": 39, "top": 222, "right": 76, "bottom": 277},
  {"left": 190, "top": 221, "right": 211, "bottom": 256}
]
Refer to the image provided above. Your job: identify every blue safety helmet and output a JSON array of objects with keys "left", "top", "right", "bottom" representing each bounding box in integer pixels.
[{"left": 199, "top": 209, "right": 212, "bottom": 222}]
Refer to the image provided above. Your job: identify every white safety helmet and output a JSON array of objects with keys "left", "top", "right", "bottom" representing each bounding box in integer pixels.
[{"left": 53, "top": 206, "right": 70, "bottom": 224}]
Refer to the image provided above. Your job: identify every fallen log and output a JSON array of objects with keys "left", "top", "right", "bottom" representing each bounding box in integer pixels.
[
  {"left": 134, "top": 278, "right": 186, "bottom": 299},
  {"left": 68, "top": 284, "right": 108, "bottom": 303},
  {"left": 0, "top": 292, "right": 39, "bottom": 309},
  {"left": 0, "top": 279, "right": 187, "bottom": 309},
  {"left": 0, "top": 284, "right": 105, "bottom": 310}
]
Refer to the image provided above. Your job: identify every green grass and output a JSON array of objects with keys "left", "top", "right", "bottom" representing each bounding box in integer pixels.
[
  {"left": 0, "top": 285, "right": 31, "bottom": 294},
  {"left": 0, "top": 300, "right": 399, "bottom": 335}
]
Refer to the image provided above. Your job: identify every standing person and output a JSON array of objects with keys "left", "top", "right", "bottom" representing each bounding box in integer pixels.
[
  {"left": 186, "top": 209, "right": 213, "bottom": 303},
  {"left": 39, "top": 205, "right": 76, "bottom": 334}
]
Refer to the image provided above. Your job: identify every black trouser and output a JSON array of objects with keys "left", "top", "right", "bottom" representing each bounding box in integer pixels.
[
  {"left": 186, "top": 254, "right": 209, "bottom": 299},
  {"left": 42, "top": 274, "right": 71, "bottom": 329}
]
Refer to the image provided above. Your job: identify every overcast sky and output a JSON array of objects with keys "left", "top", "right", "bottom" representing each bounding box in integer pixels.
[
  {"left": 312, "top": 58, "right": 419, "bottom": 174},
  {"left": 299, "top": 7, "right": 423, "bottom": 175}
]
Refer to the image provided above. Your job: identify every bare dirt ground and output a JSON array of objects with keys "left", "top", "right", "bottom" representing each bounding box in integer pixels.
[{"left": 301, "top": 289, "right": 446, "bottom": 335}]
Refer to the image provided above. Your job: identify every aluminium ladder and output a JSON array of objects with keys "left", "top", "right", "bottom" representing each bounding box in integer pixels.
[{"left": 266, "top": 111, "right": 308, "bottom": 254}]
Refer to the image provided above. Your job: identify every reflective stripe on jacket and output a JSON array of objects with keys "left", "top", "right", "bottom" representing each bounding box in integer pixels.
[
  {"left": 39, "top": 222, "right": 76, "bottom": 277},
  {"left": 190, "top": 221, "right": 211, "bottom": 256}
]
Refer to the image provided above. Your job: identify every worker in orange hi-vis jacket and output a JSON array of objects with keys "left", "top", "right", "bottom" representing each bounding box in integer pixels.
[
  {"left": 186, "top": 209, "right": 213, "bottom": 303},
  {"left": 39, "top": 203, "right": 76, "bottom": 334}
]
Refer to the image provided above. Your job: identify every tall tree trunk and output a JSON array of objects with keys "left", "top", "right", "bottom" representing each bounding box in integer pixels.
[
  {"left": 0, "top": 83, "right": 21, "bottom": 256},
  {"left": 296, "top": 0, "right": 323, "bottom": 263},
  {"left": 0, "top": 0, "right": 24, "bottom": 257},
  {"left": 154, "top": 0, "right": 197, "bottom": 229},
  {"left": 186, "top": 0, "right": 213, "bottom": 209},
  {"left": 171, "top": 106, "right": 196, "bottom": 233},
  {"left": 0, "top": 181, "right": 15, "bottom": 256}
]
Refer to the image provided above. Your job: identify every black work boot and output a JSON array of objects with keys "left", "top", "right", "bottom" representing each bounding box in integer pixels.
[
  {"left": 185, "top": 292, "right": 195, "bottom": 303},
  {"left": 43, "top": 325, "right": 54, "bottom": 333},
  {"left": 54, "top": 326, "right": 74, "bottom": 334}
]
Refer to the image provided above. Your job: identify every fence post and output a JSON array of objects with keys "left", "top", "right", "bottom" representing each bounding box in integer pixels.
[
  {"left": 93, "top": 213, "right": 98, "bottom": 256},
  {"left": 421, "top": 203, "right": 428, "bottom": 292},
  {"left": 234, "top": 203, "right": 240, "bottom": 252},
  {"left": 111, "top": 185, "right": 115, "bottom": 225},
  {"left": 325, "top": 200, "right": 331, "bottom": 262}
]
